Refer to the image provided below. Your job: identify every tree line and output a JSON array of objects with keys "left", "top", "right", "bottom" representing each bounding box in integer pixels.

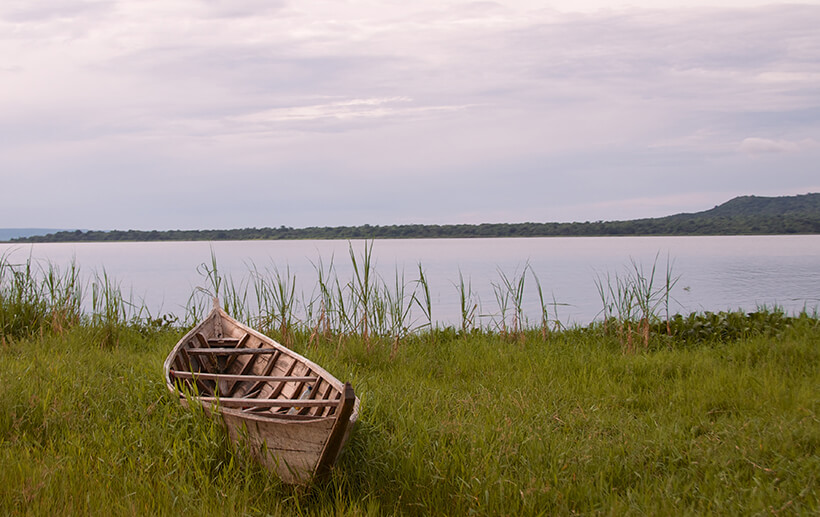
[
  {"left": 9, "top": 215, "right": 818, "bottom": 243},
  {"left": 10, "top": 194, "right": 819, "bottom": 242}
]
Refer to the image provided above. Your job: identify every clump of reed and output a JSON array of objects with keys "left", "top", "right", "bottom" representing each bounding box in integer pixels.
[
  {"left": 90, "top": 269, "right": 143, "bottom": 348},
  {"left": 183, "top": 244, "right": 745, "bottom": 354},
  {"left": 185, "top": 242, "right": 436, "bottom": 355},
  {"left": 454, "top": 269, "right": 478, "bottom": 335},
  {"left": 0, "top": 250, "right": 161, "bottom": 347},
  {"left": 594, "top": 253, "right": 679, "bottom": 352},
  {"left": 491, "top": 264, "right": 528, "bottom": 340},
  {"left": 7, "top": 242, "right": 814, "bottom": 356},
  {"left": 0, "top": 251, "right": 82, "bottom": 341},
  {"left": 184, "top": 242, "right": 570, "bottom": 349}
]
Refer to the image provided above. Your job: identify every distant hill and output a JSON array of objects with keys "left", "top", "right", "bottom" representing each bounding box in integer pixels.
[
  {"left": 675, "top": 193, "right": 820, "bottom": 218},
  {"left": 8, "top": 193, "right": 820, "bottom": 243},
  {"left": 0, "top": 228, "right": 76, "bottom": 241}
]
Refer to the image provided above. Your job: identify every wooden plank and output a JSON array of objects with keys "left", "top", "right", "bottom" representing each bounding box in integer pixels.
[
  {"left": 313, "top": 382, "right": 334, "bottom": 417},
  {"left": 223, "top": 333, "right": 250, "bottom": 371},
  {"left": 187, "top": 347, "right": 279, "bottom": 355},
  {"left": 326, "top": 391, "right": 342, "bottom": 416},
  {"left": 178, "top": 346, "right": 194, "bottom": 371},
  {"left": 193, "top": 333, "right": 217, "bottom": 372},
  {"left": 297, "top": 377, "right": 322, "bottom": 416},
  {"left": 226, "top": 340, "right": 265, "bottom": 396},
  {"left": 197, "top": 397, "right": 341, "bottom": 408},
  {"left": 286, "top": 370, "right": 311, "bottom": 415},
  {"left": 173, "top": 352, "right": 186, "bottom": 371},
  {"left": 208, "top": 336, "right": 241, "bottom": 345},
  {"left": 175, "top": 347, "right": 213, "bottom": 394},
  {"left": 169, "top": 371, "right": 319, "bottom": 383},
  {"left": 195, "top": 332, "right": 210, "bottom": 348},
  {"left": 220, "top": 412, "right": 334, "bottom": 483},
  {"left": 314, "top": 382, "right": 357, "bottom": 479},
  {"left": 238, "top": 349, "right": 281, "bottom": 397},
  {"left": 266, "top": 359, "right": 297, "bottom": 400}
]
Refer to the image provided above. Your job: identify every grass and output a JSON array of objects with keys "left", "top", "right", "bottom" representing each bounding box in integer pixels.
[
  {"left": 1, "top": 321, "right": 817, "bottom": 515},
  {"left": 1, "top": 250, "right": 818, "bottom": 515}
]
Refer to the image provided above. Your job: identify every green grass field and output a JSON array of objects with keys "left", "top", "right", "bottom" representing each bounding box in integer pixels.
[
  {"left": 1, "top": 319, "right": 817, "bottom": 516},
  {"left": 1, "top": 252, "right": 817, "bottom": 515}
]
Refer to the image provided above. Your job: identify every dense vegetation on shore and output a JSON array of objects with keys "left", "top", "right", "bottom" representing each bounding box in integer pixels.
[
  {"left": 10, "top": 193, "right": 820, "bottom": 242},
  {"left": 2, "top": 252, "right": 818, "bottom": 515}
]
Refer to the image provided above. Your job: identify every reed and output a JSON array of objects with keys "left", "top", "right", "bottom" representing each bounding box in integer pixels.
[
  {"left": 348, "top": 241, "right": 376, "bottom": 348},
  {"left": 0, "top": 252, "right": 83, "bottom": 340},
  {"left": 0, "top": 252, "right": 48, "bottom": 340},
  {"left": 310, "top": 254, "right": 336, "bottom": 345},
  {"left": 90, "top": 268, "right": 132, "bottom": 348},
  {"left": 413, "top": 262, "right": 432, "bottom": 332},
  {"left": 3, "top": 242, "right": 807, "bottom": 359},
  {"left": 594, "top": 254, "right": 680, "bottom": 352},
  {"left": 187, "top": 251, "right": 252, "bottom": 325},
  {"left": 333, "top": 273, "right": 356, "bottom": 338},
  {"left": 42, "top": 257, "right": 83, "bottom": 334},
  {"left": 252, "top": 263, "right": 297, "bottom": 346},
  {"left": 630, "top": 256, "right": 657, "bottom": 350},
  {"left": 494, "top": 264, "right": 528, "bottom": 339},
  {"left": 662, "top": 255, "right": 679, "bottom": 336},
  {"left": 529, "top": 267, "right": 567, "bottom": 337},
  {"left": 454, "top": 270, "right": 478, "bottom": 335}
]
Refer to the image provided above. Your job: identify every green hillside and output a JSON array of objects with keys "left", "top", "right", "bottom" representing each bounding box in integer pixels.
[{"left": 680, "top": 193, "right": 820, "bottom": 218}]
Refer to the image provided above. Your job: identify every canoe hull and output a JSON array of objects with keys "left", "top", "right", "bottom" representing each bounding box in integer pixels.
[
  {"left": 165, "top": 304, "right": 359, "bottom": 484},
  {"left": 222, "top": 409, "right": 335, "bottom": 484}
]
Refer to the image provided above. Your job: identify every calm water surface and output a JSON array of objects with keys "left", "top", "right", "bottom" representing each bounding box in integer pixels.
[{"left": 1, "top": 236, "right": 818, "bottom": 327}]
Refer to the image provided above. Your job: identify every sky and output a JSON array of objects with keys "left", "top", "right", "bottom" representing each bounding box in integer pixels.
[{"left": 1, "top": 0, "right": 819, "bottom": 230}]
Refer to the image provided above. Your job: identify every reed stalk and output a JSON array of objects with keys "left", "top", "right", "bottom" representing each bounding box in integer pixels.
[
  {"left": 253, "top": 263, "right": 297, "bottom": 346},
  {"left": 348, "top": 241, "right": 376, "bottom": 348},
  {"left": 595, "top": 254, "right": 679, "bottom": 352},
  {"left": 455, "top": 270, "right": 478, "bottom": 335},
  {"left": 309, "top": 255, "right": 336, "bottom": 346},
  {"left": 530, "top": 268, "right": 567, "bottom": 336},
  {"left": 413, "top": 262, "right": 433, "bottom": 332},
  {"left": 491, "top": 280, "right": 510, "bottom": 337},
  {"left": 90, "top": 268, "right": 130, "bottom": 348},
  {"left": 663, "top": 255, "right": 679, "bottom": 336},
  {"left": 0, "top": 252, "right": 46, "bottom": 339},
  {"left": 496, "top": 264, "right": 528, "bottom": 339},
  {"left": 385, "top": 268, "right": 414, "bottom": 356},
  {"left": 630, "top": 256, "right": 657, "bottom": 350}
]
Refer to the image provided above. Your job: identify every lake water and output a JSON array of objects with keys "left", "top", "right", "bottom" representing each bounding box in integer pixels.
[{"left": 1, "top": 236, "right": 818, "bottom": 328}]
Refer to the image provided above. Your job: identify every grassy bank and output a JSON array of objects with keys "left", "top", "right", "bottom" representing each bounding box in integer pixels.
[
  {"left": 1, "top": 252, "right": 818, "bottom": 515},
  {"left": 1, "top": 318, "right": 818, "bottom": 515}
]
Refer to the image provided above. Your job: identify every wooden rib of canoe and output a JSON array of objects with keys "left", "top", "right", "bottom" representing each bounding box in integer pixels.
[{"left": 163, "top": 300, "right": 360, "bottom": 484}]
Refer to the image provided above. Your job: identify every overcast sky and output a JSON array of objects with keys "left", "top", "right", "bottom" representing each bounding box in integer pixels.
[{"left": 1, "top": 0, "right": 818, "bottom": 230}]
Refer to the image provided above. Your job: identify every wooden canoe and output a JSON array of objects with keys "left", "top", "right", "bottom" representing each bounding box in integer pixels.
[{"left": 163, "top": 301, "right": 360, "bottom": 484}]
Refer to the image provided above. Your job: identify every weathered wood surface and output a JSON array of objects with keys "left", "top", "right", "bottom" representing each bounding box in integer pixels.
[
  {"left": 187, "top": 347, "right": 281, "bottom": 355},
  {"left": 221, "top": 410, "right": 335, "bottom": 484},
  {"left": 169, "top": 371, "right": 319, "bottom": 383},
  {"left": 163, "top": 302, "right": 360, "bottom": 484},
  {"left": 197, "top": 397, "right": 340, "bottom": 408},
  {"left": 315, "top": 382, "right": 357, "bottom": 479}
]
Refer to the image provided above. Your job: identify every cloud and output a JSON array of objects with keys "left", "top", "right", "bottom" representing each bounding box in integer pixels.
[
  {"left": 2, "top": 1, "right": 820, "bottom": 228},
  {"left": 197, "top": 0, "right": 287, "bottom": 19},
  {"left": 0, "top": 0, "right": 111, "bottom": 23},
  {"left": 738, "top": 137, "right": 817, "bottom": 155},
  {"left": 225, "top": 97, "right": 473, "bottom": 135}
]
